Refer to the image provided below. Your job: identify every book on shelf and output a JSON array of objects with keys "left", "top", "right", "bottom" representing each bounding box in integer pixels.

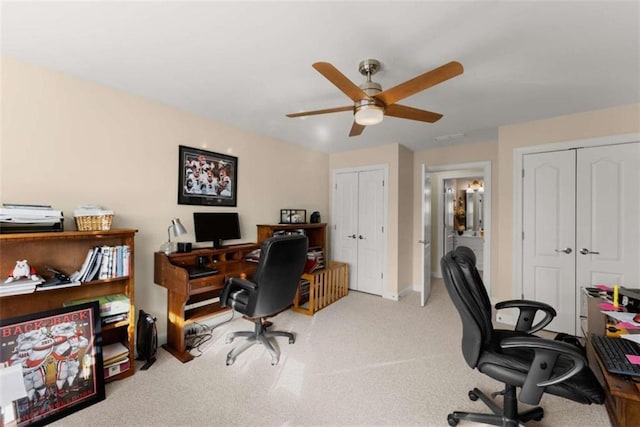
[
  {"left": 64, "top": 293, "right": 130, "bottom": 317},
  {"left": 102, "top": 342, "right": 130, "bottom": 365},
  {"left": 36, "top": 278, "right": 81, "bottom": 291},
  {"left": 104, "top": 357, "right": 130, "bottom": 379}
]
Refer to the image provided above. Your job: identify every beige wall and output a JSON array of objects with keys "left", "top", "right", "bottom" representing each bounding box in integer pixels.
[
  {"left": 496, "top": 103, "right": 640, "bottom": 300},
  {"left": 1, "top": 56, "right": 329, "bottom": 342}
]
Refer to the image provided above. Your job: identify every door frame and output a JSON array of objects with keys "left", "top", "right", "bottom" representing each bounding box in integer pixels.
[
  {"left": 331, "top": 164, "right": 389, "bottom": 298},
  {"left": 512, "top": 132, "right": 640, "bottom": 300},
  {"left": 424, "top": 161, "right": 492, "bottom": 294}
]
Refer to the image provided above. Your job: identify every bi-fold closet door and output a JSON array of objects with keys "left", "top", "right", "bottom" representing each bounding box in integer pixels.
[
  {"left": 332, "top": 169, "right": 385, "bottom": 296},
  {"left": 522, "top": 142, "right": 639, "bottom": 335}
]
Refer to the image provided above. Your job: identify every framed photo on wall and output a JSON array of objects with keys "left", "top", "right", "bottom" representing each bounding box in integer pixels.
[
  {"left": 178, "top": 145, "right": 238, "bottom": 207},
  {"left": 0, "top": 302, "right": 105, "bottom": 427}
]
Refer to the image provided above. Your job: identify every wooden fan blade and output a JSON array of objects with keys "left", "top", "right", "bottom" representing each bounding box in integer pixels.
[
  {"left": 385, "top": 104, "right": 443, "bottom": 123},
  {"left": 287, "top": 106, "right": 353, "bottom": 118},
  {"left": 375, "top": 61, "right": 463, "bottom": 106},
  {"left": 349, "top": 122, "right": 365, "bottom": 137},
  {"left": 313, "top": 62, "right": 370, "bottom": 102}
]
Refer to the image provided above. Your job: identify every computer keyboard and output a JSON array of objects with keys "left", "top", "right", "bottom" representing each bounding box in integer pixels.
[
  {"left": 591, "top": 334, "right": 640, "bottom": 377},
  {"left": 186, "top": 266, "right": 218, "bottom": 279}
]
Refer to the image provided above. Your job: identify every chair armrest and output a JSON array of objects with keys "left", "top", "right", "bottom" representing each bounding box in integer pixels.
[
  {"left": 495, "top": 299, "right": 557, "bottom": 334},
  {"left": 500, "top": 337, "right": 585, "bottom": 405},
  {"left": 220, "top": 277, "right": 257, "bottom": 308}
]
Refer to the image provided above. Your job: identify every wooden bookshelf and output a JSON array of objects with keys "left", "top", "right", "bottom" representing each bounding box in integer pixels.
[{"left": 0, "top": 229, "right": 138, "bottom": 382}]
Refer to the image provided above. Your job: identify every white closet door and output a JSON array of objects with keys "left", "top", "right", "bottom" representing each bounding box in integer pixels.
[
  {"left": 333, "top": 172, "right": 359, "bottom": 290},
  {"left": 523, "top": 150, "right": 576, "bottom": 334},
  {"left": 575, "top": 143, "right": 640, "bottom": 331},
  {"left": 523, "top": 142, "right": 639, "bottom": 335},
  {"left": 356, "top": 169, "right": 384, "bottom": 296}
]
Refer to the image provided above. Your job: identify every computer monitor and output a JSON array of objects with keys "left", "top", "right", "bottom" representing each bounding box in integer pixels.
[{"left": 193, "top": 212, "right": 241, "bottom": 249}]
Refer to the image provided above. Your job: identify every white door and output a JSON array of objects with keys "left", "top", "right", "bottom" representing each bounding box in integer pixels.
[
  {"left": 523, "top": 142, "right": 640, "bottom": 335},
  {"left": 421, "top": 168, "right": 432, "bottom": 306},
  {"left": 331, "top": 168, "right": 385, "bottom": 296},
  {"left": 575, "top": 143, "right": 640, "bottom": 331},
  {"left": 523, "top": 150, "right": 576, "bottom": 334},
  {"left": 333, "top": 172, "right": 359, "bottom": 289},
  {"left": 356, "top": 170, "right": 384, "bottom": 295}
]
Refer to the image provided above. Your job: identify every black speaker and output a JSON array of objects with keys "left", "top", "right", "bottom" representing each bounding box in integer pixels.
[
  {"left": 310, "top": 211, "right": 321, "bottom": 223},
  {"left": 177, "top": 242, "right": 192, "bottom": 253},
  {"left": 136, "top": 309, "right": 157, "bottom": 370}
]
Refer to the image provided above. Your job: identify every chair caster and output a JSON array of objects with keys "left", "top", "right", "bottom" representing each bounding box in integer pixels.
[
  {"left": 271, "top": 358, "right": 279, "bottom": 366},
  {"left": 225, "top": 336, "right": 233, "bottom": 344},
  {"left": 468, "top": 390, "right": 479, "bottom": 401},
  {"left": 226, "top": 356, "right": 235, "bottom": 366},
  {"left": 447, "top": 414, "right": 459, "bottom": 426},
  {"left": 288, "top": 336, "right": 295, "bottom": 344}
]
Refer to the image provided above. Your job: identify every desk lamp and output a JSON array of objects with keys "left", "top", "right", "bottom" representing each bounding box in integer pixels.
[
  {"left": 160, "top": 218, "right": 187, "bottom": 254},
  {"left": 0, "top": 364, "right": 27, "bottom": 426}
]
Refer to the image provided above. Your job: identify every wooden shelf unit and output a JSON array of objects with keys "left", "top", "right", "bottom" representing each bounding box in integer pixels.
[
  {"left": 257, "top": 223, "right": 327, "bottom": 251},
  {"left": 0, "top": 229, "right": 138, "bottom": 382},
  {"left": 257, "top": 223, "right": 349, "bottom": 315},
  {"left": 153, "top": 243, "right": 259, "bottom": 362}
]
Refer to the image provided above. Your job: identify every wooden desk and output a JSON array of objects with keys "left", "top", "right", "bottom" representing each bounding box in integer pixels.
[
  {"left": 586, "top": 336, "right": 640, "bottom": 427},
  {"left": 585, "top": 295, "right": 640, "bottom": 426},
  {"left": 153, "top": 244, "right": 258, "bottom": 362}
]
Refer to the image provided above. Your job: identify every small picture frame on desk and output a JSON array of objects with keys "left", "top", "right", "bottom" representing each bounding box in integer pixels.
[{"left": 280, "top": 209, "right": 307, "bottom": 224}]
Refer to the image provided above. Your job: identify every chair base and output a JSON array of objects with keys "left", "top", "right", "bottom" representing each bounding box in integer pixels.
[
  {"left": 447, "top": 385, "right": 544, "bottom": 426},
  {"left": 225, "top": 318, "right": 295, "bottom": 366}
]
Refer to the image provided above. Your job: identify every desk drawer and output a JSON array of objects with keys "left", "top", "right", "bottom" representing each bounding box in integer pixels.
[{"left": 188, "top": 275, "right": 224, "bottom": 294}]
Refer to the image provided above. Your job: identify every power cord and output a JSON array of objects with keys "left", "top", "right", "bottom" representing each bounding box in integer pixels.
[{"left": 185, "top": 310, "right": 236, "bottom": 358}]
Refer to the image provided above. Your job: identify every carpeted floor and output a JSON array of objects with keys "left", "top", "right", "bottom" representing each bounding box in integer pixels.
[{"left": 51, "top": 279, "right": 611, "bottom": 426}]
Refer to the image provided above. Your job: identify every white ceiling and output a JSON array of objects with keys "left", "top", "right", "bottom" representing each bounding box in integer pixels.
[{"left": 2, "top": 1, "right": 639, "bottom": 153}]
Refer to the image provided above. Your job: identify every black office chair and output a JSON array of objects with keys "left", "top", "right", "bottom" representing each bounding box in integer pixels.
[
  {"left": 220, "top": 234, "right": 308, "bottom": 366},
  {"left": 441, "top": 246, "right": 604, "bottom": 426}
]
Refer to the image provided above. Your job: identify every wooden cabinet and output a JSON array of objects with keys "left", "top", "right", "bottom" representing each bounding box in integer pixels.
[
  {"left": 257, "top": 223, "right": 349, "bottom": 315},
  {"left": 257, "top": 223, "right": 327, "bottom": 251},
  {"left": 153, "top": 243, "right": 259, "bottom": 362},
  {"left": 0, "top": 229, "right": 137, "bottom": 382}
]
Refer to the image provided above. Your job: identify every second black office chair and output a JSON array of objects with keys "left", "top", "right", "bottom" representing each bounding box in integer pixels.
[
  {"left": 220, "top": 234, "right": 308, "bottom": 366},
  {"left": 441, "top": 246, "right": 604, "bottom": 426}
]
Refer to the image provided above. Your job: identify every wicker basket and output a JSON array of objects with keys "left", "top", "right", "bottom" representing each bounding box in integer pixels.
[{"left": 75, "top": 214, "right": 114, "bottom": 231}]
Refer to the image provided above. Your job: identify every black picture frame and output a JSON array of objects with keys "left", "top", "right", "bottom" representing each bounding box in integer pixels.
[
  {"left": 178, "top": 145, "right": 238, "bottom": 207},
  {"left": 0, "top": 302, "right": 105, "bottom": 427}
]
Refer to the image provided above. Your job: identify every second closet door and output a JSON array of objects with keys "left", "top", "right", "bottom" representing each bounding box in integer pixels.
[{"left": 333, "top": 169, "right": 384, "bottom": 296}]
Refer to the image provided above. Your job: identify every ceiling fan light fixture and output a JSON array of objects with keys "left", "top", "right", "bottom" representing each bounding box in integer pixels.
[{"left": 355, "top": 104, "right": 384, "bottom": 126}]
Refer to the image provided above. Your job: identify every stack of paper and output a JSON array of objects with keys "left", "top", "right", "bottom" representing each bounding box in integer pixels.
[
  {"left": 102, "top": 342, "right": 130, "bottom": 378},
  {"left": 0, "top": 203, "right": 64, "bottom": 233},
  {"left": 0, "top": 276, "right": 43, "bottom": 297}
]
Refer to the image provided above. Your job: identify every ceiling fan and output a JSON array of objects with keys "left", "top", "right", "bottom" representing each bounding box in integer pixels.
[{"left": 287, "top": 59, "right": 464, "bottom": 137}]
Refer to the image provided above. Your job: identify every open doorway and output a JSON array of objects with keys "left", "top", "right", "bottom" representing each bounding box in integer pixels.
[{"left": 423, "top": 161, "right": 491, "bottom": 293}]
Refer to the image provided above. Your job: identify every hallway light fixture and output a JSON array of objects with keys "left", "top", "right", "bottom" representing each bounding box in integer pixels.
[{"left": 467, "top": 180, "right": 484, "bottom": 193}]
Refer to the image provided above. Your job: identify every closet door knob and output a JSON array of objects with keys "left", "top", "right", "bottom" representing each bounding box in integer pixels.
[
  {"left": 580, "top": 248, "right": 600, "bottom": 255},
  {"left": 555, "top": 248, "right": 572, "bottom": 254},
  {"left": 348, "top": 234, "right": 356, "bottom": 239}
]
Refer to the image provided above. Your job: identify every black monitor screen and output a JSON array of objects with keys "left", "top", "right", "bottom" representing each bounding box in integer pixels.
[{"left": 193, "top": 212, "right": 241, "bottom": 248}]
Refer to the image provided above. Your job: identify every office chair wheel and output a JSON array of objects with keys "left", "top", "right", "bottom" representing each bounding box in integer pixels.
[
  {"left": 447, "top": 414, "right": 459, "bottom": 426},
  {"left": 226, "top": 356, "right": 235, "bottom": 366},
  {"left": 289, "top": 336, "right": 295, "bottom": 344},
  {"left": 468, "top": 390, "right": 479, "bottom": 401}
]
